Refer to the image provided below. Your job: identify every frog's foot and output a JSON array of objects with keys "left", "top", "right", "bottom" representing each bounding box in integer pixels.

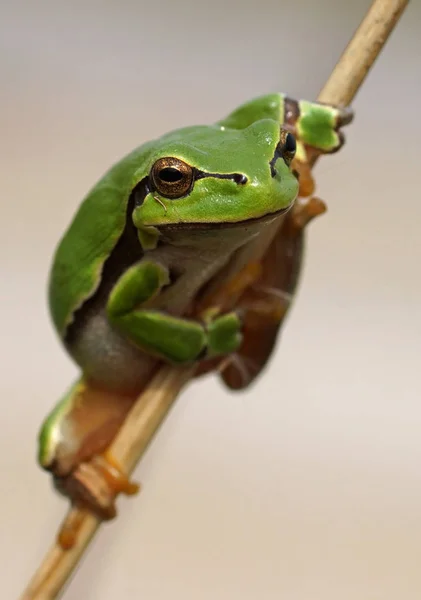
[
  {"left": 55, "top": 452, "right": 140, "bottom": 524},
  {"left": 284, "top": 97, "right": 353, "bottom": 155},
  {"left": 39, "top": 378, "right": 138, "bottom": 478}
]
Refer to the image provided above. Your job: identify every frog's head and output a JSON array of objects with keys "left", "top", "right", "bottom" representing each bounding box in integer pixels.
[{"left": 131, "top": 118, "right": 299, "bottom": 236}]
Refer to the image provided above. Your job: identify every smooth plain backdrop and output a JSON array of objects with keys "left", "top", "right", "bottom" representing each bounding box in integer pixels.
[{"left": 2, "top": 1, "right": 420, "bottom": 598}]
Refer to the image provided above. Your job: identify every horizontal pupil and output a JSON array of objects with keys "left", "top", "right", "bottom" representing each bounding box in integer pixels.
[{"left": 159, "top": 167, "right": 184, "bottom": 183}]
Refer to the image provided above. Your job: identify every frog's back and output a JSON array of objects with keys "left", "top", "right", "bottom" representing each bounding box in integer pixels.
[{"left": 48, "top": 142, "right": 155, "bottom": 338}]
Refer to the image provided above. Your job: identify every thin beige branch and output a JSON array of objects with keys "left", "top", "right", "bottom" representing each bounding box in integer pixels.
[
  {"left": 20, "top": 0, "right": 409, "bottom": 597},
  {"left": 317, "top": 0, "right": 409, "bottom": 105}
]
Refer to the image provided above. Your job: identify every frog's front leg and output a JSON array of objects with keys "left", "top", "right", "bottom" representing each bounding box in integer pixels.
[{"left": 107, "top": 260, "right": 242, "bottom": 363}]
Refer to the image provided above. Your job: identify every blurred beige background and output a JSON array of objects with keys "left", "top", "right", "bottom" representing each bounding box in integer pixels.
[{"left": 2, "top": 0, "right": 421, "bottom": 598}]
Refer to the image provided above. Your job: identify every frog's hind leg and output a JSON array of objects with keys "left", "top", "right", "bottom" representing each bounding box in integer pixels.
[
  {"left": 218, "top": 196, "right": 326, "bottom": 390},
  {"left": 38, "top": 378, "right": 138, "bottom": 478}
]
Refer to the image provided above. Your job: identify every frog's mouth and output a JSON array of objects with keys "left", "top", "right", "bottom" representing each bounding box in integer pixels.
[{"left": 153, "top": 203, "right": 293, "bottom": 232}]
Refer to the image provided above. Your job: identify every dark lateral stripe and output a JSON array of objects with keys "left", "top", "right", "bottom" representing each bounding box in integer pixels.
[
  {"left": 269, "top": 145, "right": 283, "bottom": 177},
  {"left": 133, "top": 177, "right": 150, "bottom": 207},
  {"left": 195, "top": 170, "right": 247, "bottom": 185}
]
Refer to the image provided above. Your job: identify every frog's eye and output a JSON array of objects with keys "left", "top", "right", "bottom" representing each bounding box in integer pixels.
[
  {"left": 150, "top": 157, "right": 194, "bottom": 199},
  {"left": 279, "top": 131, "right": 297, "bottom": 165}
]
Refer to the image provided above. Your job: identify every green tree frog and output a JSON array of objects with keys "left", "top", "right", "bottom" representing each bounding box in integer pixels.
[{"left": 39, "top": 93, "right": 352, "bottom": 483}]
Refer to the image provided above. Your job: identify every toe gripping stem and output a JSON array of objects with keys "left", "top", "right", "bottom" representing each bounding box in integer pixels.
[{"left": 55, "top": 451, "right": 140, "bottom": 535}]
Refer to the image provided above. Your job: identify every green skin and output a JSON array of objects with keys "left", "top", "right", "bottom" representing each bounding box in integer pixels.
[{"left": 39, "top": 93, "right": 352, "bottom": 472}]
